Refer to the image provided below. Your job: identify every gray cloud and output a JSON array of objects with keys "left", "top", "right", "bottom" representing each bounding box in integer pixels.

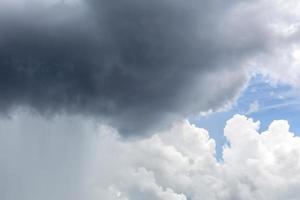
[
  {"left": 0, "top": 0, "right": 274, "bottom": 135},
  {"left": 0, "top": 113, "right": 92, "bottom": 200}
]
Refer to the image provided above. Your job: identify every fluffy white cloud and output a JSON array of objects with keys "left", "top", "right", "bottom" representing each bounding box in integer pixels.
[
  {"left": 243, "top": 0, "right": 300, "bottom": 87},
  {"left": 1, "top": 111, "right": 300, "bottom": 200},
  {"left": 82, "top": 114, "right": 300, "bottom": 200}
]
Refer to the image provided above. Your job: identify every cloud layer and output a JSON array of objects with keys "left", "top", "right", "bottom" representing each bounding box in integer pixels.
[
  {"left": 1, "top": 0, "right": 300, "bottom": 135},
  {"left": 1, "top": 112, "right": 300, "bottom": 200}
]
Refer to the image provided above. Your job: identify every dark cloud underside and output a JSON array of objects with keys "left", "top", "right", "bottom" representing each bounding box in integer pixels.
[{"left": 0, "top": 0, "right": 267, "bottom": 135}]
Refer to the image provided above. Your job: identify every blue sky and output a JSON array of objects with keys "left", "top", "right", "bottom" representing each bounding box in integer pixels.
[{"left": 192, "top": 75, "right": 300, "bottom": 158}]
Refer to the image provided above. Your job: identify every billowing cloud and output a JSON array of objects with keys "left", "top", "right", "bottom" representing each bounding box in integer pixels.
[
  {"left": 1, "top": 0, "right": 300, "bottom": 135},
  {"left": 243, "top": 0, "right": 300, "bottom": 87},
  {"left": 2, "top": 112, "right": 300, "bottom": 200},
  {"left": 88, "top": 114, "right": 300, "bottom": 200}
]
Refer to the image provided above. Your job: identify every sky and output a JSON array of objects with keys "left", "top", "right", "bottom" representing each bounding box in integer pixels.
[
  {"left": 1, "top": 0, "right": 300, "bottom": 200},
  {"left": 193, "top": 75, "right": 300, "bottom": 158}
]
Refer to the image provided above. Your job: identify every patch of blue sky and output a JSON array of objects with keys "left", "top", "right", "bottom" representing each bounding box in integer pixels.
[{"left": 190, "top": 74, "right": 300, "bottom": 159}]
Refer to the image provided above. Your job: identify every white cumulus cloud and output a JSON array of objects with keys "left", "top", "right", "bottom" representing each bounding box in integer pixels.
[
  {"left": 1, "top": 112, "right": 300, "bottom": 200},
  {"left": 84, "top": 114, "right": 300, "bottom": 200}
]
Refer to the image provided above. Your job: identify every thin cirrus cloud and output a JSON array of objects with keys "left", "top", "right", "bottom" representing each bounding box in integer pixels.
[{"left": 0, "top": 0, "right": 299, "bottom": 135}]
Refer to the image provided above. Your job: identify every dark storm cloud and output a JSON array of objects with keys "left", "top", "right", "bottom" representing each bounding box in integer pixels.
[{"left": 0, "top": 0, "right": 268, "bottom": 135}]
